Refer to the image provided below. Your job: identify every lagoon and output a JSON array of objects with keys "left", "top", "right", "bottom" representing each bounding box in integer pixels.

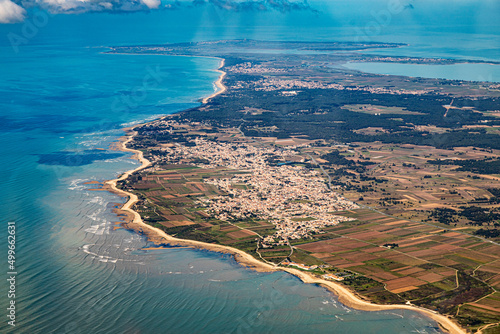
[{"left": 343, "top": 61, "right": 500, "bottom": 83}]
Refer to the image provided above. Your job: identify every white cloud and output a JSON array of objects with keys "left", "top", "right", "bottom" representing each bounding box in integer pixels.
[
  {"left": 141, "top": 0, "right": 161, "bottom": 9},
  {"left": 0, "top": 0, "right": 315, "bottom": 23},
  {"left": 33, "top": 0, "right": 164, "bottom": 13},
  {"left": 0, "top": 0, "right": 26, "bottom": 23}
]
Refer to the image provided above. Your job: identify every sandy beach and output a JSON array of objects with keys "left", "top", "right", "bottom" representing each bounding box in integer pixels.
[
  {"left": 201, "top": 58, "right": 226, "bottom": 104},
  {"left": 104, "top": 67, "right": 466, "bottom": 334}
]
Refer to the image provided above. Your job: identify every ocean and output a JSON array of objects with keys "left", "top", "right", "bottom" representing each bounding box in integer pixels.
[{"left": 1, "top": 2, "right": 499, "bottom": 333}]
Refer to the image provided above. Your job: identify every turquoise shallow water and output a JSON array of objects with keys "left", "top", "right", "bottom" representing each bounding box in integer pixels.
[
  {"left": 343, "top": 61, "right": 500, "bottom": 83},
  {"left": 1, "top": 3, "right": 499, "bottom": 332}
]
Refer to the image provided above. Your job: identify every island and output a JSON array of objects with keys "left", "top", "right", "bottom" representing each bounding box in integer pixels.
[{"left": 103, "top": 40, "right": 500, "bottom": 334}]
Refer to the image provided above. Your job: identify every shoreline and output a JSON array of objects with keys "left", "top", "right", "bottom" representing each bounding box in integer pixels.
[
  {"left": 201, "top": 58, "right": 226, "bottom": 103},
  {"left": 104, "top": 61, "right": 466, "bottom": 334}
]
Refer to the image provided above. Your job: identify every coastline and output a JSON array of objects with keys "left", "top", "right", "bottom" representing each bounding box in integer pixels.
[
  {"left": 201, "top": 58, "right": 226, "bottom": 103},
  {"left": 104, "top": 60, "right": 466, "bottom": 334}
]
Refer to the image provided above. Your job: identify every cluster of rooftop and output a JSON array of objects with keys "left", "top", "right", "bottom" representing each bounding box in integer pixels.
[
  {"left": 226, "top": 62, "right": 288, "bottom": 74},
  {"left": 246, "top": 78, "right": 430, "bottom": 95},
  {"left": 160, "top": 135, "right": 358, "bottom": 246},
  {"left": 321, "top": 274, "right": 345, "bottom": 281}
]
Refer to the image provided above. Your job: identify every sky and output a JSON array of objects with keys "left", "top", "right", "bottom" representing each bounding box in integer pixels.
[
  {"left": 0, "top": 0, "right": 318, "bottom": 23},
  {"left": 0, "top": 0, "right": 498, "bottom": 29}
]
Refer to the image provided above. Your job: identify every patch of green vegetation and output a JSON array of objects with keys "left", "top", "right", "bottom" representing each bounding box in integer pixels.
[
  {"left": 446, "top": 254, "right": 483, "bottom": 268},
  {"left": 414, "top": 271, "right": 493, "bottom": 315},
  {"left": 263, "top": 257, "right": 288, "bottom": 263},
  {"left": 342, "top": 275, "right": 378, "bottom": 289},
  {"left": 247, "top": 228, "right": 276, "bottom": 237},
  {"left": 234, "top": 221, "right": 261, "bottom": 228},
  {"left": 261, "top": 251, "right": 290, "bottom": 257},
  {"left": 456, "top": 305, "right": 500, "bottom": 331},
  {"left": 231, "top": 184, "right": 248, "bottom": 190},
  {"left": 289, "top": 249, "right": 325, "bottom": 266},
  {"left": 483, "top": 324, "right": 500, "bottom": 334},
  {"left": 290, "top": 238, "right": 325, "bottom": 246},
  {"left": 365, "top": 290, "right": 406, "bottom": 305},
  {"left": 398, "top": 283, "right": 444, "bottom": 301},
  {"left": 418, "top": 263, "right": 443, "bottom": 270},
  {"left": 291, "top": 199, "right": 311, "bottom": 203},
  {"left": 363, "top": 258, "right": 406, "bottom": 271},
  {"left": 290, "top": 217, "right": 316, "bottom": 222},
  {"left": 429, "top": 158, "right": 500, "bottom": 175},
  {"left": 342, "top": 104, "right": 424, "bottom": 115}
]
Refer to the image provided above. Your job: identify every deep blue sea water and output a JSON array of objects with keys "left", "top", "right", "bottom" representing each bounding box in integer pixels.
[{"left": 1, "top": 2, "right": 499, "bottom": 333}]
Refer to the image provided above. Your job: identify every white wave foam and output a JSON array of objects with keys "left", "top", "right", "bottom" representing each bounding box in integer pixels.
[
  {"left": 120, "top": 115, "right": 163, "bottom": 128},
  {"left": 68, "top": 178, "right": 90, "bottom": 190},
  {"left": 123, "top": 236, "right": 141, "bottom": 243},
  {"left": 84, "top": 223, "right": 110, "bottom": 235},
  {"left": 89, "top": 196, "right": 104, "bottom": 205},
  {"left": 82, "top": 244, "right": 120, "bottom": 263},
  {"left": 387, "top": 312, "right": 404, "bottom": 319}
]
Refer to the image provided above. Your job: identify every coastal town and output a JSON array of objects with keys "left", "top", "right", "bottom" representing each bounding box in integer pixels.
[
  {"left": 248, "top": 77, "right": 430, "bottom": 95},
  {"left": 136, "top": 120, "right": 358, "bottom": 246}
]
